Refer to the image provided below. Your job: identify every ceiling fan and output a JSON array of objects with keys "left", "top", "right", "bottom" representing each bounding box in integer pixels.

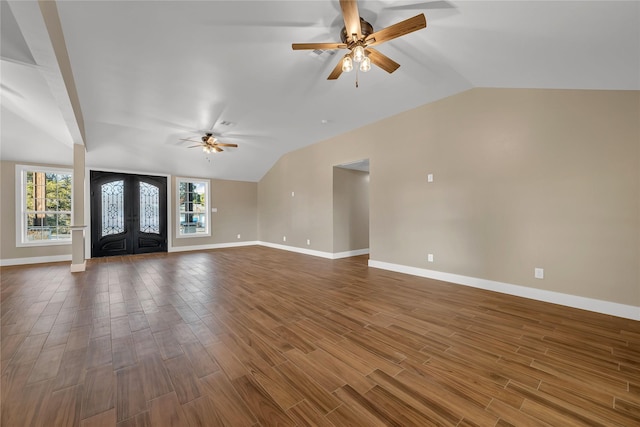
[
  {"left": 292, "top": 0, "right": 427, "bottom": 83},
  {"left": 179, "top": 133, "right": 238, "bottom": 154}
]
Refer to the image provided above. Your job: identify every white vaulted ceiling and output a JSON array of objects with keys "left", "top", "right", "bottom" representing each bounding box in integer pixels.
[{"left": 1, "top": 1, "right": 639, "bottom": 181}]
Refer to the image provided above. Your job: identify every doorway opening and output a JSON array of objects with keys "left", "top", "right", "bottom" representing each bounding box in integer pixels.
[
  {"left": 90, "top": 170, "right": 167, "bottom": 257},
  {"left": 333, "top": 159, "right": 370, "bottom": 257}
]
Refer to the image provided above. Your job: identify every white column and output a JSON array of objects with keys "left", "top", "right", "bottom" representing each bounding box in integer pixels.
[{"left": 70, "top": 144, "right": 86, "bottom": 272}]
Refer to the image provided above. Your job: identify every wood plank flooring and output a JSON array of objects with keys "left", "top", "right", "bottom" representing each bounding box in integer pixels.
[{"left": 1, "top": 246, "right": 639, "bottom": 426}]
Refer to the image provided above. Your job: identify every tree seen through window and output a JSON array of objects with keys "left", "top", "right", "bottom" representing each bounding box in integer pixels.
[{"left": 24, "top": 170, "right": 72, "bottom": 242}]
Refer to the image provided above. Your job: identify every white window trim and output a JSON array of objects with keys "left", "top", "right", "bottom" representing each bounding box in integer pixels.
[
  {"left": 15, "top": 164, "right": 73, "bottom": 247},
  {"left": 176, "top": 177, "right": 210, "bottom": 239}
]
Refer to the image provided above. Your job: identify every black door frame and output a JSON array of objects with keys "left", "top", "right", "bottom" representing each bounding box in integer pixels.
[{"left": 90, "top": 170, "right": 168, "bottom": 257}]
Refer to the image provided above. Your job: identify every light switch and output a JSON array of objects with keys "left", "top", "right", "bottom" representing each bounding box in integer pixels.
[{"left": 427, "top": 174, "right": 434, "bottom": 183}]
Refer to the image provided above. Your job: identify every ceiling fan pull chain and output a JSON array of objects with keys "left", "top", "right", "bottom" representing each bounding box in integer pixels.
[{"left": 355, "top": 66, "right": 359, "bottom": 88}]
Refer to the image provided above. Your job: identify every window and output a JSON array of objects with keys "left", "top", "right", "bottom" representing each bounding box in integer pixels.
[
  {"left": 177, "top": 178, "right": 210, "bottom": 237},
  {"left": 16, "top": 165, "right": 73, "bottom": 246}
]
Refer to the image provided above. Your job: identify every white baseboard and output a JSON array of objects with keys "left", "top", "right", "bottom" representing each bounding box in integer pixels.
[
  {"left": 368, "top": 259, "right": 640, "bottom": 321},
  {"left": 70, "top": 261, "right": 87, "bottom": 272},
  {"left": 168, "top": 241, "right": 260, "bottom": 253},
  {"left": 171, "top": 240, "right": 369, "bottom": 260},
  {"left": 333, "top": 248, "right": 370, "bottom": 259},
  {"left": 258, "top": 242, "right": 334, "bottom": 259},
  {"left": 0, "top": 254, "right": 72, "bottom": 267},
  {"left": 258, "top": 242, "right": 369, "bottom": 260},
  {"left": 4, "top": 241, "right": 369, "bottom": 266}
]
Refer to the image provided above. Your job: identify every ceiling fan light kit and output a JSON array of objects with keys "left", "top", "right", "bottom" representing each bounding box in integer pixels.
[
  {"left": 292, "top": 0, "right": 427, "bottom": 86},
  {"left": 341, "top": 43, "right": 371, "bottom": 74},
  {"left": 342, "top": 55, "right": 354, "bottom": 72},
  {"left": 359, "top": 55, "right": 371, "bottom": 72},
  {"left": 352, "top": 44, "right": 366, "bottom": 62}
]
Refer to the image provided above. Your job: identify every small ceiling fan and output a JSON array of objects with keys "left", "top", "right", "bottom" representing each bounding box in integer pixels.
[
  {"left": 179, "top": 133, "right": 238, "bottom": 154},
  {"left": 292, "top": 0, "right": 427, "bottom": 82}
]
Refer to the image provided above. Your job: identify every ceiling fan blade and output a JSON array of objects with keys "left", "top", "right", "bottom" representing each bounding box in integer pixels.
[
  {"left": 292, "top": 42, "right": 347, "bottom": 50},
  {"left": 365, "top": 14, "right": 426, "bottom": 47},
  {"left": 215, "top": 143, "right": 238, "bottom": 148},
  {"left": 366, "top": 48, "right": 400, "bottom": 74},
  {"left": 187, "top": 145, "right": 203, "bottom": 148},
  {"left": 327, "top": 57, "right": 345, "bottom": 80},
  {"left": 340, "top": 0, "right": 362, "bottom": 42},
  {"left": 214, "top": 146, "right": 223, "bottom": 152},
  {"left": 179, "top": 138, "right": 200, "bottom": 143}
]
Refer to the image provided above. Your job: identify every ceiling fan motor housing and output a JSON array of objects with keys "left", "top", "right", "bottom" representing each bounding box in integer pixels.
[{"left": 340, "top": 17, "right": 374, "bottom": 44}]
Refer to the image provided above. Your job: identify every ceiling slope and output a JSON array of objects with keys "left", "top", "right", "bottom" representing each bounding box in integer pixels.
[
  {"left": 1, "top": 0, "right": 85, "bottom": 166},
  {"left": 2, "top": 1, "right": 638, "bottom": 181}
]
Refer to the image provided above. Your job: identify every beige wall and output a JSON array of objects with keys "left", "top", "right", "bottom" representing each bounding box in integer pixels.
[
  {"left": 258, "top": 139, "right": 373, "bottom": 252},
  {"left": 170, "top": 177, "right": 257, "bottom": 248},
  {"left": 333, "top": 167, "right": 369, "bottom": 253},
  {"left": 1, "top": 162, "right": 257, "bottom": 261},
  {"left": 257, "top": 88, "right": 640, "bottom": 307},
  {"left": 1, "top": 160, "right": 73, "bottom": 260}
]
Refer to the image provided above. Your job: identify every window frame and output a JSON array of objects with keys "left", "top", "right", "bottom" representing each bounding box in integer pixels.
[
  {"left": 15, "top": 164, "right": 73, "bottom": 247},
  {"left": 176, "top": 177, "right": 210, "bottom": 238}
]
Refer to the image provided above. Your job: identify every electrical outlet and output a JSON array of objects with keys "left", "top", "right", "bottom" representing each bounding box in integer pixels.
[
  {"left": 427, "top": 174, "right": 434, "bottom": 183},
  {"left": 283, "top": 236, "right": 287, "bottom": 242},
  {"left": 428, "top": 253, "right": 434, "bottom": 262},
  {"left": 535, "top": 268, "right": 544, "bottom": 279},
  {"left": 237, "top": 234, "right": 241, "bottom": 239},
  {"left": 291, "top": 191, "right": 295, "bottom": 197},
  {"left": 307, "top": 239, "right": 311, "bottom": 246}
]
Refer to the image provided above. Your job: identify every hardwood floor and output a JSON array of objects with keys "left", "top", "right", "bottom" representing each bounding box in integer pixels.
[{"left": 1, "top": 246, "right": 639, "bottom": 426}]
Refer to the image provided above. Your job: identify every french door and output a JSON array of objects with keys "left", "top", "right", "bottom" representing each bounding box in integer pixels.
[{"left": 90, "top": 171, "right": 167, "bottom": 257}]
